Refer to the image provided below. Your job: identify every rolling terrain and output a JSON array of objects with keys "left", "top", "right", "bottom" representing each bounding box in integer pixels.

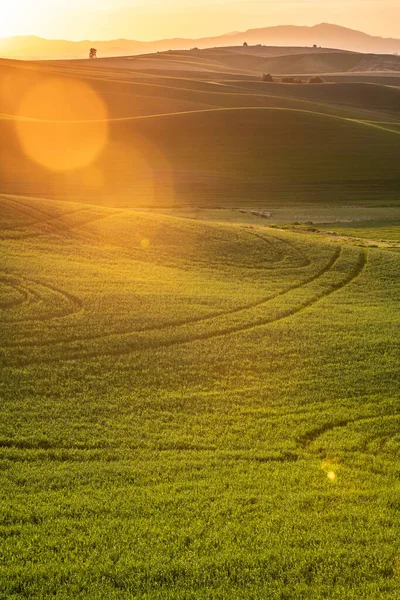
[
  {"left": 69, "top": 47, "right": 400, "bottom": 76},
  {"left": 1, "top": 47, "right": 400, "bottom": 598},
  {"left": 1, "top": 194, "right": 400, "bottom": 599},
  {"left": 0, "top": 49, "right": 399, "bottom": 208}
]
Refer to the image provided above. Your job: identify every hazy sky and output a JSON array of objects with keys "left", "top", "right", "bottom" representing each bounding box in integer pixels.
[{"left": 1, "top": 1, "right": 399, "bottom": 40}]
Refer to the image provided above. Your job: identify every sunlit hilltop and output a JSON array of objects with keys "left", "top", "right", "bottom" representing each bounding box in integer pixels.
[{"left": 1, "top": 2, "right": 400, "bottom": 598}]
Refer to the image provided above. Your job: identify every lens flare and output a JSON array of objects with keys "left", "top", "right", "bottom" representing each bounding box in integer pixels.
[
  {"left": 80, "top": 165, "right": 106, "bottom": 190},
  {"left": 15, "top": 77, "right": 108, "bottom": 173},
  {"left": 95, "top": 135, "right": 176, "bottom": 207}
]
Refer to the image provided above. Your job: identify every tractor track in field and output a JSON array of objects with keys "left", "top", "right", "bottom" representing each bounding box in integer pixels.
[
  {"left": 0, "top": 271, "right": 83, "bottom": 325},
  {"left": 0, "top": 274, "right": 30, "bottom": 309},
  {"left": 3, "top": 411, "right": 398, "bottom": 464},
  {"left": 1, "top": 233, "right": 313, "bottom": 348},
  {"left": 134, "top": 247, "right": 366, "bottom": 353},
  {"left": 0, "top": 195, "right": 123, "bottom": 242},
  {"left": 142, "top": 230, "right": 310, "bottom": 273},
  {"left": 0, "top": 204, "right": 85, "bottom": 235},
  {"left": 1, "top": 207, "right": 313, "bottom": 351},
  {"left": 251, "top": 231, "right": 312, "bottom": 268},
  {"left": 3, "top": 245, "right": 368, "bottom": 367},
  {"left": 2, "top": 236, "right": 335, "bottom": 354},
  {"left": 0, "top": 272, "right": 45, "bottom": 314},
  {"left": 298, "top": 411, "right": 400, "bottom": 454},
  {"left": 4, "top": 97, "right": 400, "bottom": 140},
  {"left": 135, "top": 230, "right": 292, "bottom": 273},
  {"left": 0, "top": 440, "right": 299, "bottom": 464},
  {"left": 1, "top": 198, "right": 367, "bottom": 366},
  {"left": 1, "top": 197, "right": 294, "bottom": 270},
  {"left": 0, "top": 195, "right": 86, "bottom": 226},
  {"left": 4, "top": 61, "right": 400, "bottom": 133}
]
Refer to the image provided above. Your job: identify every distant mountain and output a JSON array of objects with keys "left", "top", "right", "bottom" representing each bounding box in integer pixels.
[
  {"left": 1, "top": 24, "right": 400, "bottom": 61},
  {"left": 222, "top": 24, "right": 400, "bottom": 54}
]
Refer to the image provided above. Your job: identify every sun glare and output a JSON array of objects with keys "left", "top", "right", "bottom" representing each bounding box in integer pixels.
[
  {"left": 15, "top": 77, "right": 109, "bottom": 172},
  {"left": 0, "top": 3, "right": 36, "bottom": 38}
]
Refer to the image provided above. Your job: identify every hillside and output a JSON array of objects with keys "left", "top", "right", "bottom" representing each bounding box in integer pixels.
[
  {"left": 1, "top": 23, "right": 400, "bottom": 60},
  {"left": 2, "top": 107, "right": 400, "bottom": 207},
  {"left": 245, "top": 51, "right": 400, "bottom": 75},
  {"left": 2, "top": 192, "right": 400, "bottom": 598},
  {"left": 80, "top": 47, "right": 400, "bottom": 77},
  {"left": 0, "top": 55, "right": 399, "bottom": 208}
]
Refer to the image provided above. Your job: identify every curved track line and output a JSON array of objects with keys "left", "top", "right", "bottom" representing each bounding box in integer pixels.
[
  {"left": 255, "top": 231, "right": 311, "bottom": 268},
  {"left": 298, "top": 412, "right": 400, "bottom": 453},
  {"left": 0, "top": 275, "right": 29, "bottom": 309},
  {"left": 87, "top": 247, "right": 364, "bottom": 360},
  {"left": 0, "top": 196, "right": 86, "bottom": 236},
  {"left": 3, "top": 62, "right": 398, "bottom": 131},
  {"left": 0, "top": 196, "right": 123, "bottom": 242},
  {"left": 138, "top": 248, "right": 366, "bottom": 353},
  {"left": 214, "top": 80, "right": 400, "bottom": 123},
  {"left": 2, "top": 106, "right": 399, "bottom": 138},
  {"left": 1, "top": 236, "right": 366, "bottom": 366},
  {"left": 120, "top": 54, "right": 253, "bottom": 76},
  {"left": 1, "top": 208, "right": 86, "bottom": 235},
  {"left": 4, "top": 232, "right": 317, "bottom": 349},
  {"left": 4, "top": 245, "right": 354, "bottom": 365},
  {"left": 0, "top": 272, "right": 83, "bottom": 325},
  {"left": 142, "top": 230, "right": 307, "bottom": 272},
  {"left": 1, "top": 198, "right": 300, "bottom": 271},
  {"left": 9, "top": 60, "right": 399, "bottom": 128}
]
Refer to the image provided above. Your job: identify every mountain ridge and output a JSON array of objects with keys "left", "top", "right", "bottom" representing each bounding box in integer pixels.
[{"left": 0, "top": 23, "right": 399, "bottom": 60}]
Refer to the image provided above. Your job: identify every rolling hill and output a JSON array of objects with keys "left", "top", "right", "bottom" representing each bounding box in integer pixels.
[
  {"left": 1, "top": 190, "right": 400, "bottom": 598},
  {"left": 0, "top": 54, "right": 399, "bottom": 208},
  {"left": 2, "top": 106, "right": 400, "bottom": 207},
  {"left": 1, "top": 23, "right": 400, "bottom": 60},
  {"left": 76, "top": 47, "right": 400, "bottom": 77}
]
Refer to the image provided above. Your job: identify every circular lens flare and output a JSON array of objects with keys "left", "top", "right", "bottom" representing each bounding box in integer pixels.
[{"left": 15, "top": 77, "right": 108, "bottom": 173}]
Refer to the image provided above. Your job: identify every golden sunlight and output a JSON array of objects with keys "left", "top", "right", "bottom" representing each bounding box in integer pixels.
[
  {"left": 0, "top": 2, "right": 41, "bottom": 38},
  {"left": 15, "top": 77, "right": 108, "bottom": 172},
  {"left": 0, "top": 6, "right": 18, "bottom": 38}
]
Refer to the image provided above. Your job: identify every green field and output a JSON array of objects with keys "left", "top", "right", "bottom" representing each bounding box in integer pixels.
[
  {"left": 1, "top": 49, "right": 400, "bottom": 598},
  {"left": 317, "top": 220, "right": 400, "bottom": 243}
]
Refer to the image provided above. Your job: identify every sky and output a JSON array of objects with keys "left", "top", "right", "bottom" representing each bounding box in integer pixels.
[{"left": 1, "top": 0, "right": 399, "bottom": 40}]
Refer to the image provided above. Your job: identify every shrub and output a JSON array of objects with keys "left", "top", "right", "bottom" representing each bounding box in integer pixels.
[
  {"left": 308, "top": 76, "right": 325, "bottom": 84},
  {"left": 281, "top": 77, "right": 303, "bottom": 84},
  {"left": 262, "top": 73, "right": 274, "bottom": 82}
]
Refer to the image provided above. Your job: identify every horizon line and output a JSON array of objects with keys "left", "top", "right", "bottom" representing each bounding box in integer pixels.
[{"left": 0, "top": 22, "right": 396, "bottom": 45}]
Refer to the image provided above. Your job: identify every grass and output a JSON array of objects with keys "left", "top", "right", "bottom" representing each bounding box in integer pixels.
[
  {"left": 1, "top": 52, "right": 400, "bottom": 599},
  {"left": 1, "top": 106, "right": 400, "bottom": 207},
  {"left": 318, "top": 220, "right": 400, "bottom": 243},
  {"left": 1, "top": 195, "right": 400, "bottom": 599},
  {"left": 0, "top": 57, "right": 400, "bottom": 207},
  {"left": 250, "top": 51, "right": 400, "bottom": 75}
]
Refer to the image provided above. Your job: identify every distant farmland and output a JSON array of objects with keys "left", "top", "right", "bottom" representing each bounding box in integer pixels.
[{"left": 0, "top": 52, "right": 399, "bottom": 208}]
